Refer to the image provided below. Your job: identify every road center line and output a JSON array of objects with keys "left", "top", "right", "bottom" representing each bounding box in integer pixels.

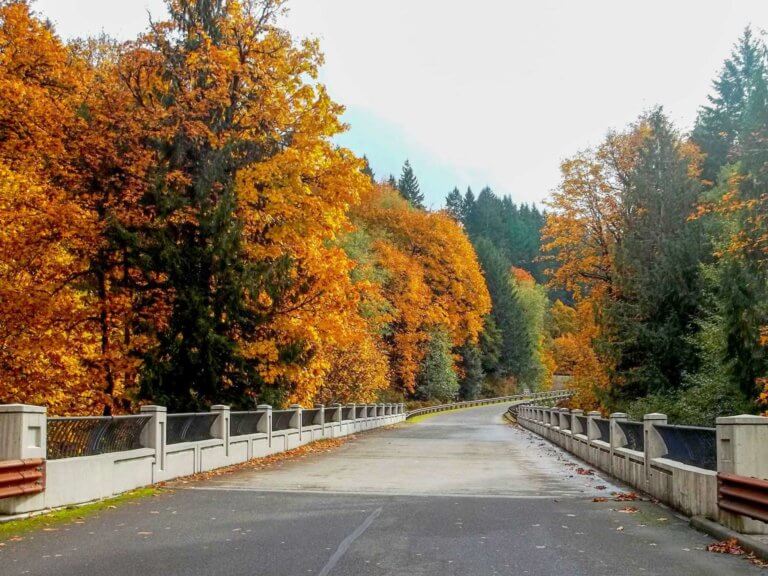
[{"left": 318, "top": 507, "right": 382, "bottom": 576}]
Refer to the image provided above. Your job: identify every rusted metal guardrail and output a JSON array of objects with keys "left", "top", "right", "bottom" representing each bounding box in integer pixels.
[
  {"left": 0, "top": 459, "right": 45, "bottom": 499},
  {"left": 718, "top": 473, "right": 768, "bottom": 523}
]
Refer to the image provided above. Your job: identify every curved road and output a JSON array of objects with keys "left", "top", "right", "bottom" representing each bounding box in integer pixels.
[{"left": 1, "top": 404, "right": 762, "bottom": 575}]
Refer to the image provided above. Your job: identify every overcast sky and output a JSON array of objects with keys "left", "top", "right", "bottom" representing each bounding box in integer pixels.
[{"left": 35, "top": 0, "right": 768, "bottom": 207}]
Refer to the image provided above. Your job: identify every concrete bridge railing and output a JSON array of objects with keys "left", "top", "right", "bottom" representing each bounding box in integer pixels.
[
  {"left": 406, "top": 390, "right": 573, "bottom": 420},
  {"left": 0, "top": 402, "right": 407, "bottom": 517},
  {"left": 514, "top": 404, "right": 768, "bottom": 536}
]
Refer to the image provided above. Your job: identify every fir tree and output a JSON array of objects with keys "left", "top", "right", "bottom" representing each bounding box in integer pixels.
[
  {"left": 457, "top": 342, "right": 484, "bottom": 400},
  {"left": 361, "top": 155, "right": 375, "bottom": 183},
  {"left": 445, "top": 187, "right": 464, "bottom": 221},
  {"left": 397, "top": 160, "right": 425, "bottom": 208},
  {"left": 416, "top": 328, "right": 459, "bottom": 401}
]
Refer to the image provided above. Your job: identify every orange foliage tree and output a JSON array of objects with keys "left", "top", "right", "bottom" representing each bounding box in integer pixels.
[{"left": 351, "top": 185, "right": 491, "bottom": 394}]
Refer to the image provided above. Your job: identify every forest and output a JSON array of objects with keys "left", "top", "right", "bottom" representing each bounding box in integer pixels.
[{"left": 0, "top": 1, "right": 766, "bottom": 424}]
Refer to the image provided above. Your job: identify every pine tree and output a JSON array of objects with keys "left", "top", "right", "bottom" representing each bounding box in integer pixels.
[
  {"left": 473, "top": 237, "right": 533, "bottom": 380},
  {"left": 397, "top": 160, "right": 424, "bottom": 208},
  {"left": 693, "top": 27, "right": 767, "bottom": 185},
  {"left": 445, "top": 187, "right": 465, "bottom": 221},
  {"left": 361, "top": 155, "right": 375, "bottom": 183},
  {"left": 416, "top": 328, "right": 459, "bottom": 401},
  {"left": 610, "top": 110, "right": 706, "bottom": 400},
  {"left": 457, "top": 342, "right": 484, "bottom": 400}
]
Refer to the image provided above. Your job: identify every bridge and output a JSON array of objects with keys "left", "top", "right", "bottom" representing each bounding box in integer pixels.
[{"left": 1, "top": 398, "right": 765, "bottom": 575}]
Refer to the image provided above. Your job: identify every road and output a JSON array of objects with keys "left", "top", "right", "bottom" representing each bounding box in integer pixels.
[{"left": 1, "top": 404, "right": 762, "bottom": 575}]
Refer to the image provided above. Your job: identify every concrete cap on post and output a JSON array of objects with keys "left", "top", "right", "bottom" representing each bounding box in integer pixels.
[{"left": 0, "top": 404, "right": 47, "bottom": 461}]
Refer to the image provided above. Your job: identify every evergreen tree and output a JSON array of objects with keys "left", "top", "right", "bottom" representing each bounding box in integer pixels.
[
  {"left": 416, "top": 328, "right": 459, "bottom": 401},
  {"left": 609, "top": 110, "right": 706, "bottom": 401},
  {"left": 397, "top": 160, "right": 425, "bottom": 208},
  {"left": 457, "top": 342, "right": 484, "bottom": 400},
  {"left": 693, "top": 27, "right": 767, "bottom": 185},
  {"left": 445, "top": 187, "right": 465, "bottom": 221},
  {"left": 473, "top": 237, "right": 533, "bottom": 380},
  {"left": 386, "top": 174, "right": 397, "bottom": 188},
  {"left": 361, "top": 155, "right": 375, "bottom": 183}
]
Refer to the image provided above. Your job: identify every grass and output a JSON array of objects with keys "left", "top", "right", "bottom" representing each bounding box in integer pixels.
[{"left": 0, "top": 487, "right": 160, "bottom": 543}]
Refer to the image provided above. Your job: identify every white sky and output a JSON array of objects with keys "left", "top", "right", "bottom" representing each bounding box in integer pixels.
[{"left": 34, "top": 0, "right": 768, "bottom": 207}]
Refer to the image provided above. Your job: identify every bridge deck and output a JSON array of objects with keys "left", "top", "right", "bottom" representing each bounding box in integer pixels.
[{"left": 1, "top": 404, "right": 761, "bottom": 575}]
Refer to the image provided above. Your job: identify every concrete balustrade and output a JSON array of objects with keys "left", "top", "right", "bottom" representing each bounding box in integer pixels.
[
  {"left": 0, "top": 401, "right": 406, "bottom": 517},
  {"left": 516, "top": 404, "right": 768, "bottom": 536}
]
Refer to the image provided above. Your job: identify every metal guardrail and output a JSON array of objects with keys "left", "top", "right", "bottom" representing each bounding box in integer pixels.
[
  {"left": 166, "top": 413, "right": 217, "bottom": 445},
  {"left": 47, "top": 415, "right": 150, "bottom": 459},
  {"left": 654, "top": 424, "right": 717, "bottom": 471},
  {"left": 593, "top": 418, "right": 610, "bottom": 442},
  {"left": 409, "top": 390, "right": 574, "bottom": 420},
  {"left": 271, "top": 410, "right": 294, "bottom": 432},
  {"left": 301, "top": 409, "right": 321, "bottom": 428},
  {"left": 0, "top": 459, "right": 45, "bottom": 499},
  {"left": 230, "top": 411, "right": 267, "bottom": 436},
  {"left": 718, "top": 473, "right": 768, "bottom": 523},
  {"left": 617, "top": 420, "right": 645, "bottom": 451}
]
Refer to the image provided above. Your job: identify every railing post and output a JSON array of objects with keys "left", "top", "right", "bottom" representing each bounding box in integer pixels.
[
  {"left": 140, "top": 405, "right": 166, "bottom": 473},
  {"left": 586, "top": 411, "right": 601, "bottom": 442},
  {"left": 717, "top": 415, "right": 768, "bottom": 534},
  {"left": 559, "top": 408, "right": 570, "bottom": 431},
  {"left": 210, "top": 405, "right": 231, "bottom": 458},
  {"left": 643, "top": 413, "right": 667, "bottom": 487},
  {"left": 609, "top": 412, "right": 628, "bottom": 474},
  {"left": 256, "top": 404, "right": 272, "bottom": 447},
  {"left": 290, "top": 404, "right": 303, "bottom": 440},
  {"left": 571, "top": 409, "right": 584, "bottom": 435},
  {"left": 0, "top": 404, "right": 47, "bottom": 461},
  {"left": 314, "top": 403, "right": 325, "bottom": 430}
]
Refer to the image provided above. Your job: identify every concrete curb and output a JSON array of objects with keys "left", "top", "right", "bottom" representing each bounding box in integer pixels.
[{"left": 690, "top": 516, "right": 768, "bottom": 561}]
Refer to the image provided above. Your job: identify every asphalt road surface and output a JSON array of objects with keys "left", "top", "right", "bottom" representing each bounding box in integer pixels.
[{"left": 1, "top": 404, "right": 762, "bottom": 575}]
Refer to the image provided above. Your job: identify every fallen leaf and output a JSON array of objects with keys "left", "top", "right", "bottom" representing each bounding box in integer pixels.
[
  {"left": 617, "top": 507, "right": 640, "bottom": 514},
  {"left": 707, "top": 539, "right": 744, "bottom": 556}
]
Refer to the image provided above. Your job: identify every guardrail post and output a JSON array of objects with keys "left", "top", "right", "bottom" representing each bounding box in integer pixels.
[
  {"left": 140, "top": 405, "right": 166, "bottom": 474},
  {"left": 643, "top": 413, "right": 667, "bottom": 487},
  {"left": 571, "top": 409, "right": 584, "bottom": 435},
  {"left": 586, "top": 411, "right": 601, "bottom": 442},
  {"left": 559, "top": 408, "right": 570, "bottom": 431},
  {"left": 210, "top": 405, "right": 231, "bottom": 458},
  {"left": 717, "top": 415, "right": 768, "bottom": 534},
  {"left": 347, "top": 403, "right": 356, "bottom": 421},
  {"left": 256, "top": 404, "right": 272, "bottom": 447},
  {"left": 609, "top": 412, "right": 628, "bottom": 474},
  {"left": 314, "top": 404, "right": 325, "bottom": 431},
  {"left": 0, "top": 404, "right": 47, "bottom": 461},
  {"left": 290, "top": 404, "right": 303, "bottom": 440}
]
